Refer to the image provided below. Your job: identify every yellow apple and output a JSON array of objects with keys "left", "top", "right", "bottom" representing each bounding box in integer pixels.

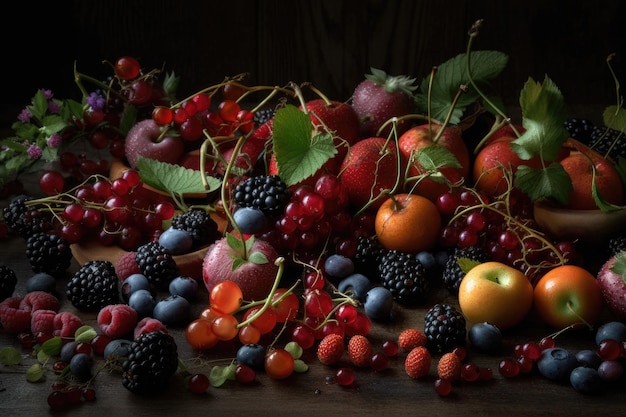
[{"left": 458, "top": 261, "right": 534, "bottom": 330}]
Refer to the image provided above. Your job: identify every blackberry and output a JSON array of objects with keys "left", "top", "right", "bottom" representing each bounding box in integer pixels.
[
  {"left": 608, "top": 235, "right": 626, "bottom": 258},
  {"left": 135, "top": 241, "right": 179, "bottom": 291},
  {"left": 25, "top": 232, "right": 72, "bottom": 277},
  {"left": 378, "top": 249, "right": 430, "bottom": 306},
  {"left": 253, "top": 108, "right": 275, "bottom": 126},
  {"left": 0, "top": 265, "right": 18, "bottom": 301},
  {"left": 122, "top": 330, "right": 178, "bottom": 395},
  {"left": 563, "top": 118, "right": 595, "bottom": 144},
  {"left": 588, "top": 125, "right": 626, "bottom": 160},
  {"left": 424, "top": 303, "right": 467, "bottom": 353},
  {"left": 2, "top": 196, "right": 54, "bottom": 239},
  {"left": 170, "top": 209, "right": 219, "bottom": 248},
  {"left": 66, "top": 260, "right": 120, "bottom": 311},
  {"left": 354, "top": 236, "right": 385, "bottom": 280},
  {"left": 442, "top": 246, "right": 488, "bottom": 294},
  {"left": 232, "top": 175, "right": 291, "bottom": 217}
]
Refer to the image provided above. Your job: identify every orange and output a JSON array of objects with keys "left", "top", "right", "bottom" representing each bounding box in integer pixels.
[{"left": 374, "top": 193, "right": 441, "bottom": 253}]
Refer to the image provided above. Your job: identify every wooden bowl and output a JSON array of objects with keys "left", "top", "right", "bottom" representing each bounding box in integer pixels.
[{"left": 533, "top": 200, "right": 626, "bottom": 243}]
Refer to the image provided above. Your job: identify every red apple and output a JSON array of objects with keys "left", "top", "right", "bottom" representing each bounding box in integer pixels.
[
  {"left": 124, "top": 119, "right": 185, "bottom": 168},
  {"left": 533, "top": 265, "right": 604, "bottom": 329},
  {"left": 597, "top": 252, "right": 626, "bottom": 321},
  {"left": 202, "top": 234, "right": 280, "bottom": 301},
  {"left": 398, "top": 124, "right": 469, "bottom": 202},
  {"left": 458, "top": 261, "right": 534, "bottom": 330},
  {"left": 559, "top": 152, "right": 624, "bottom": 210}
]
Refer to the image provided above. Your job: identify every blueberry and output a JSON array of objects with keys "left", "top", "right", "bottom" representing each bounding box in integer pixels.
[
  {"left": 60, "top": 341, "right": 77, "bottom": 363},
  {"left": 434, "top": 250, "right": 449, "bottom": 268},
  {"left": 128, "top": 289, "right": 156, "bottom": 318},
  {"left": 324, "top": 254, "right": 355, "bottom": 280},
  {"left": 168, "top": 276, "right": 199, "bottom": 301},
  {"left": 153, "top": 295, "right": 190, "bottom": 326},
  {"left": 468, "top": 322, "right": 502, "bottom": 354},
  {"left": 595, "top": 321, "right": 626, "bottom": 345},
  {"left": 159, "top": 227, "right": 193, "bottom": 255},
  {"left": 570, "top": 366, "right": 603, "bottom": 394},
  {"left": 236, "top": 343, "right": 266, "bottom": 370},
  {"left": 575, "top": 349, "right": 602, "bottom": 369},
  {"left": 363, "top": 286, "right": 394, "bottom": 321},
  {"left": 233, "top": 207, "right": 266, "bottom": 235},
  {"left": 415, "top": 251, "right": 436, "bottom": 270},
  {"left": 25, "top": 272, "right": 56, "bottom": 294},
  {"left": 121, "top": 273, "right": 153, "bottom": 303},
  {"left": 337, "top": 273, "right": 372, "bottom": 301},
  {"left": 537, "top": 347, "right": 578, "bottom": 382},
  {"left": 597, "top": 360, "right": 624, "bottom": 382},
  {"left": 69, "top": 353, "right": 92, "bottom": 380},
  {"left": 103, "top": 338, "right": 133, "bottom": 363}
]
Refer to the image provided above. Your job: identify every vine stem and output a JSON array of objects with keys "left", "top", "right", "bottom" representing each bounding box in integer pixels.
[{"left": 236, "top": 257, "right": 286, "bottom": 329}]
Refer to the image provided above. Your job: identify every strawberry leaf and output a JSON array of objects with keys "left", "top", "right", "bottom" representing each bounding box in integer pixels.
[
  {"left": 610, "top": 252, "right": 626, "bottom": 280},
  {"left": 136, "top": 156, "right": 221, "bottom": 196},
  {"left": 515, "top": 163, "right": 572, "bottom": 205},
  {"left": 603, "top": 105, "right": 626, "bottom": 133},
  {"left": 416, "top": 50, "right": 509, "bottom": 124},
  {"left": 272, "top": 104, "right": 336, "bottom": 187},
  {"left": 248, "top": 250, "right": 269, "bottom": 265}
]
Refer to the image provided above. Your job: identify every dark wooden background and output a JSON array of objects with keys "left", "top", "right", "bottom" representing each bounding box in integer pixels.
[{"left": 2, "top": 0, "right": 625, "bottom": 128}]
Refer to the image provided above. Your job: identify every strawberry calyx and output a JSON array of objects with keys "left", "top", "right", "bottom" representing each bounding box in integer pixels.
[{"left": 365, "top": 67, "right": 418, "bottom": 96}]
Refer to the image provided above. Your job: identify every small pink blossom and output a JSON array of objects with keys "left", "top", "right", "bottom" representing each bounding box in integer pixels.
[
  {"left": 17, "top": 108, "right": 31, "bottom": 123},
  {"left": 40, "top": 89, "right": 53, "bottom": 100},
  {"left": 27, "top": 143, "right": 43, "bottom": 159},
  {"left": 47, "top": 100, "right": 60, "bottom": 114},
  {"left": 47, "top": 134, "right": 62, "bottom": 148}
]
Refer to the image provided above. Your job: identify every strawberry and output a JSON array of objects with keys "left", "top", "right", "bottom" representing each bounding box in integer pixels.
[
  {"left": 317, "top": 333, "right": 345, "bottom": 365},
  {"left": 301, "top": 99, "right": 360, "bottom": 163},
  {"left": 405, "top": 346, "right": 431, "bottom": 379},
  {"left": 398, "top": 328, "right": 427, "bottom": 351},
  {"left": 437, "top": 352, "right": 462, "bottom": 382},
  {"left": 351, "top": 68, "right": 418, "bottom": 138},
  {"left": 338, "top": 137, "right": 406, "bottom": 211},
  {"left": 115, "top": 251, "right": 141, "bottom": 281},
  {"left": 347, "top": 334, "right": 373, "bottom": 367}
]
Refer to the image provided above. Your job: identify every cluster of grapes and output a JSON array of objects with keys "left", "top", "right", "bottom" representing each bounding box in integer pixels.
[
  {"left": 257, "top": 173, "right": 375, "bottom": 262},
  {"left": 27, "top": 168, "right": 175, "bottom": 250},
  {"left": 435, "top": 186, "right": 578, "bottom": 283}
]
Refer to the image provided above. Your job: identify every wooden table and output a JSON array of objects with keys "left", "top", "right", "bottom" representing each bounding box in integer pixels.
[{"left": 1, "top": 210, "right": 625, "bottom": 417}]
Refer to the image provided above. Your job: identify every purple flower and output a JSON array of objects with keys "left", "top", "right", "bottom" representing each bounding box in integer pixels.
[
  {"left": 40, "top": 89, "right": 54, "bottom": 100},
  {"left": 18, "top": 108, "right": 32, "bottom": 123},
  {"left": 86, "top": 92, "right": 106, "bottom": 111},
  {"left": 47, "top": 134, "right": 62, "bottom": 148},
  {"left": 47, "top": 100, "right": 60, "bottom": 114},
  {"left": 27, "top": 143, "right": 43, "bottom": 159}
]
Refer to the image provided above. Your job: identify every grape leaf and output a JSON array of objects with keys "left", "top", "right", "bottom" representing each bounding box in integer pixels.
[
  {"left": 416, "top": 51, "right": 509, "bottom": 124},
  {"left": 603, "top": 105, "right": 626, "bottom": 133},
  {"left": 272, "top": 104, "right": 336, "bottom": 187},
  {"left": 0, "top": 346, "right": 22, "bottom": 366},
  {"left": 136, "top": 156, "right": 221, "bottom": 196},
  {"left": 514, "top": 163, "right": 572, "bottom": 205}
]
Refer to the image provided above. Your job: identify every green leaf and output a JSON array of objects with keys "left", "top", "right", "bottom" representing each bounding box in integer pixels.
[
  {"left": 603, "top": 105, "right": 626, "bottom": 133},
  {"left": 248, "top": 251, "right": 269, "bottom": 265},
  {"left": 415, "top": 145, "right": 462, "bottom": 172},
  {"left": 0, "top": 346, "right": 22, "bottom": 365},
  {"left": 293, "top": 359, "right": 309, "bottom": 373},
  {"left": 512, "top": 76, "right": 569, "bottom": 161},
  {"left": 609, "top": 252, "right": 626, "bottom": 280},
  {"left": 284, "top": 341, "right": 303, "bottom": 359},
  {"left": 416, "top": 51, "right": 509, "bottom": 124},
  {"left": 36, "top": 349, "right": 50, "bottom": 363},
  {"left": 226, "top": 232, "right": 245, "bottom": 254},
  {"left": 41, "top": 336, "right": 62, "bottom": 357},
  {"left": 30, "top": 90, "right": 48, "bottom": 119},
  {"left": 41, "top": 114, "right": 69, "bottom": 135},
  {"left": 458, "top": 257, "right": 482, "bottom": 274},
  {"left": 119, "top": 104, "right": 139, "bottom": 135},
  {"left": 26, "top": 363, "right": 45, "bottom": 383},
  {"left": 272, "top": 104, "right": 336, "bottom": 186},
  {"left": 209, "top": 363, "right": 236, "bottom": 387},
  {"left": 74, "top": 325, "right": 97, "bottom": 343},
  {"left": 514, "top": 163, "right": 573, "bottom": 205},
  {"left": 136, "top": 156, "right": 221, "bottom": 197}
]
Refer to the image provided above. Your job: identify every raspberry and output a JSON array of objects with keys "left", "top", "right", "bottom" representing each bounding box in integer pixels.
[
  {"left": 0, "top": 297, "right": 31, "bottom": 333},
  {"left": 437, "top": 352, "right": 462, "bottom": 382},
  {"left": 115, "top": 251, "right": 141, "bottom": 281},
  {"left": 398, "top": 328, "right": 428, "bottom": 351},
  {"left": 19, "top": 291, "right": 60, "bottom": 313},
  {"left": 31, "top": 309, "right": 56, "bottom": 335},
  {"left": 347, "top": 334, "right": 373, "bottom": 367},
  {"left": 134, "top": 317, "right": 168, "bottom": 339},
  {"left": 317, "top": 333, "right": 345, "bottom": 365},
  {"left": 53, "top": 312, "right": 84, "bottom": 338},
  {"left": 405, "top": 346, "right": 431, "bottom": 379},
  {"left": 98, "top": 304, "right": 139, "bottom": 339}
]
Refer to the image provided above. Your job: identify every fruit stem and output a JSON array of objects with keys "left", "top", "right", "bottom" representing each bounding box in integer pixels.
[
  {"left": 289, "top": 82, "right": 309, "bottom": 114},
  {"left": 236, "top": 257, "right": 286, "bottom": 329},
  {"left": 306, "top": 84, "right": 333, "bottom": 107},
  {"left": 432, "top": 85, "right": 468, "bottom": 144}
]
